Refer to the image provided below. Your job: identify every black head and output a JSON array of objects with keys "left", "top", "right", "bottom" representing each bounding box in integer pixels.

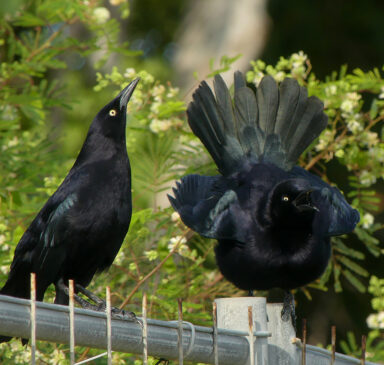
[
  {"left": 90, "top": 78, "right": 140, "bottom": 141},
  {"left": 74, "top": 78, "right": 140, "bottom": 166},
  {"left": 268, "top": 179, "right": 318, "bottom": 229}
]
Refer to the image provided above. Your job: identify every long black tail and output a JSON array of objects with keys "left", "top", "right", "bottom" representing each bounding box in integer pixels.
[
  {"left": 0, "top": 271, "right": 31, "bottom": 343},
  {"left": 187, "top": 72, "right": 328, "bottom": 175},
  {"left": 0, "top": 267, "right": 46, "bottom": 344}
]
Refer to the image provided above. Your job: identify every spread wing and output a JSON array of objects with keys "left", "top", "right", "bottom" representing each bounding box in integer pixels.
[
  {"left": 168, "top": 174, "right": 250, "bottom": 242},
  {"left": 290, "top": 166, "right": 360, "bottom": 236}
]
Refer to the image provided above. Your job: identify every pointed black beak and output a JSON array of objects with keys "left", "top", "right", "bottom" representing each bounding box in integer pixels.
[
  {"left": 293, "top": 190, "right": 319, "bottom": 212},
  {"left": 119, "top": 77, "right": 140, "bottom": 110}
]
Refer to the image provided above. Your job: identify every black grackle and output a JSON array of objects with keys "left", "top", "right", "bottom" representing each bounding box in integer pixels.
[
  {"left": 169, "top": 73, "right": 359, "bottom": 324},
  {"left": 0, "top": 78, "right": 140, "bottom": 342}
]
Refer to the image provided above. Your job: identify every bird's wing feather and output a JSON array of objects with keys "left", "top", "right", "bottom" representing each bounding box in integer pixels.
[
  {"left": 168, "top": 174, "right": 246, "bottom": 241},
  {"left": 35, "top": 193, "right": 78, "bottom": 271},
  {"left": 40, "top": 193, "right": 77, "bottom": 249},
  {"left": 290, "top": 166, "right": 360, "bottom": 235},
  {"left": 187, "top": 72, "right": 328, "bottom": 175}
]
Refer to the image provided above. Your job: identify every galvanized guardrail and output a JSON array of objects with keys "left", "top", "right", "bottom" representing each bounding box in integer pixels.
[{"left": 0, "top": 293, "right": 379, "bottom": 365}]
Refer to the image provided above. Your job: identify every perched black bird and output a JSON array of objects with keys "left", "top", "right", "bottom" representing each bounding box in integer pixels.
[
  {"left": 0, "top": 78, "right": 139, "bottom": 342},
  {"left": 169, "top": 72, "right": 359, "bottom": 320}
]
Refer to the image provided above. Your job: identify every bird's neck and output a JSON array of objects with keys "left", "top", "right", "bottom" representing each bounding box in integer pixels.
[{"left": 73, "top": 131, "right": 128, "bottom": 167}]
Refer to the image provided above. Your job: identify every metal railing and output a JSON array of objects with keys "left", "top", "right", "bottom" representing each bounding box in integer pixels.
[{"left": 0, "top": 290, "right": 379, "bottom": 365}]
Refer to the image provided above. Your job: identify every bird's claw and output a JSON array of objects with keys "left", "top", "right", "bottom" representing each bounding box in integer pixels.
[{"left": 74, "top": 284, "right": 137, "bottom": 321}]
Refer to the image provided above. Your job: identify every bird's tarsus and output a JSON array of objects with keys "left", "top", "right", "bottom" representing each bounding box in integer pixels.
[
  {"left": 281, "top": 291, "right": 296, "bottom": 330},
  {"left": 248, "top": 289, "right": 254, "bottom": 296}
]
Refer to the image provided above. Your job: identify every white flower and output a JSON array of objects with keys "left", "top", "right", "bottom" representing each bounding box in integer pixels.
[
  {"left": 347, "top": 92, "right": 361, "bottom": 101},
  {"left": 379, "top": 86, "right": 384, "bottom": 99},
  {"left": 346, "top": 116, "right": 363, "bottom": 133},
  {"left": 93, "top": 7, "right": 110, "bottom": 24},
  {"left": 362, "top": 213, "right": 374, "bottom": 229},
  {"left": 152, "top": 85, "right": 165, "bottom": 97},
  {"left": 367, "top": 313, "right": 379, "bottom": 329},
  {"left": 149, "top": 119, "right": 172, "bottom": 133},
  {"left": 378, "top": 311, "right": 384, "bottom": 329},
  {"left": 340, "top": 100, "right": 354, "bottom": 114},
  {"left": 315, "top": 130, "right": 333, "bottom": 151},
  {"left": 167, "top": 87, "right": 180, "bottom": 98},
  {"left": 7, "top": 136, "right": 18, "bottom": 147},
  {"left": 325, "top": 85, "right": 337, "bottom": 96},
  {"left": 253, "top": 71, "right": 264, "bottom": 85},
  {"left": 171, "top": 211, "right": 180, "bottom": 222},
  {"left": 360, "top": 170, "right": 376, "bottom": 186},
  {"left": 341, "top": 92, "right": 361, "bottom": 115},
  {"left": 365, "top": 131, "right": 378, "bottom": 146},
  {"left": 291, "top": 51, "right": 307, "bottom": 69},
  {"left": 124, "top": 68, "right": 136, "bottom": 79},
  {"left": 274, "top": 71, "right": 286, "bottom": 82},
  {"left": 168, "top": 236, "right": 187, "bottom": 252},
  {"left": 48, "top": 349, "right": 66, "bottom": 364},
  {"left": 150, "top": 101, "right": 161, "bottom": 114}
]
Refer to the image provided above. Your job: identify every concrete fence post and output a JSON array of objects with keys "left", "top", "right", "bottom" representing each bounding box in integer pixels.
[
  {"left": 215, "top": 297, "right": 269, "bottom": 365},
  {"left": 266, "top": 303, "right": 298, "bottom": 365}
]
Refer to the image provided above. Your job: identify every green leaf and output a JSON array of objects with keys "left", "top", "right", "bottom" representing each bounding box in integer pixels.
[
  {"left": 342, "top": 269, "right": 366, "bottom": 293},
  {"left": 333, "top": 238, "right": 365, "bottom": 260},
  {"left": 338, "top": 256, "right": 368, "bottom": 277},
  {"left": 13, "top": 13, "right": 46, "bottom": 27}
]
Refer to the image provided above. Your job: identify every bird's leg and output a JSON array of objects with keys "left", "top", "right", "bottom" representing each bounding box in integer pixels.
[
  {"left": 75, "top": 284, "right": 136, "bottom": 321},
  {"left": 281, "top": 290, "right": 296, "bottom": 330},
  {"left": 248, "top": 289, "right": 254, "bottom": 296},
  {"left": 155, "top": 359, "right": 169, "bottom": 365},
  {"left": 55, "top": 278, "right": 90, "bottom": 308}
]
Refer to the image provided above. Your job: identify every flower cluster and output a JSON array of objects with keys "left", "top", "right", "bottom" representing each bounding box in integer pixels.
[
  {"left": 367, "top": 276, "right": 384, "bottom": 331},
  {"left": 247, "top": 51, "right": 309, "bottom": 85}
]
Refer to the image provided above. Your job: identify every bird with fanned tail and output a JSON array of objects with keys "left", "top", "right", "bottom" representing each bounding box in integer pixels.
[
  {"left": 168, "top": 72, "right": 359, "bottom": 324},
  {"left": 0, "top": 78, "right": 140, "bottom": 343}
]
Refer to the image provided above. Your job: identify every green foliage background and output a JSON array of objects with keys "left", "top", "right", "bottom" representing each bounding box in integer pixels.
[{"left": 0, "top": 0, "right": 383, "bottom": 363}]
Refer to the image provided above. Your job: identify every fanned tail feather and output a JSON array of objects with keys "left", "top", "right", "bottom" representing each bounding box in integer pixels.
[{"left": 187, "top": 72, "right": 328, "bottom": 174}]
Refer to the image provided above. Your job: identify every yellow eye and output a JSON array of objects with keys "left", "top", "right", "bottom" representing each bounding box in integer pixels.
[
  {"left": 109, "top": 109, "right": 117, "bottom": 116},
  {"left": 282, "top": 195, "right": 289, "bottom": 202}
]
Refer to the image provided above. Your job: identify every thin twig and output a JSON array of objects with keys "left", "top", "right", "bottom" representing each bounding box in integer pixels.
[
  {"left": 69, "top": 280, "right": 75, "bottom": 365},
  {"left": 119, "top": 229, "right": 190, "bottom": 309},
  {"left": 248, "top": 306, "right": 254, "bottom": 365},
  {"left": 212, "top": 302, "right": 219, "bottom": 365},
  {"left": 30, "top": 273, "right": 36, "bottom": 365},
  {"left": 361, "top": 335, "right": 366, "bottom": 365},
  {"left": 302, "top": 319, "right": 307, "bottom": 365},
  {"left": 305, "top": 128, "right": 348, "bottom": 170},
  {"left": 331, "top": 326, "right": 336, "bottom": 365},
  {"left": 142, "top": 293, "right": 148, "bottom": 365},
  {"left": 178, "top": 298, "right": 184, "bottom": 365}
]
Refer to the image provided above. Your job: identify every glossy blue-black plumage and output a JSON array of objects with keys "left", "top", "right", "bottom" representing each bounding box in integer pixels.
[
  {"left": 0, "top": 79, "right": 139, "bottom": 315},
  {"left": 169, "top": 73, "right": 359, "bottom": 293}
]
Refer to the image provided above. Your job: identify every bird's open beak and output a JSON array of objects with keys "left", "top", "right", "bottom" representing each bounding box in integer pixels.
[
  {"left": 292, "top": 190, "right": 319, "bottom": 212},
  {"left": 119, "top": 77, "right": 140, "bottom": 110}
]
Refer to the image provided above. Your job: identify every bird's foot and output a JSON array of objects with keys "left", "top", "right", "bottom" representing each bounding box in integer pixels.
[
  {"left": 75, "top": 284, "right": 137, "bottom": 321},
  {"left": 281, "top": 291, "right": 296, "bottom": 330},
  {"left": 155, "top": 359, "right": 169, "bottom": 365}
]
